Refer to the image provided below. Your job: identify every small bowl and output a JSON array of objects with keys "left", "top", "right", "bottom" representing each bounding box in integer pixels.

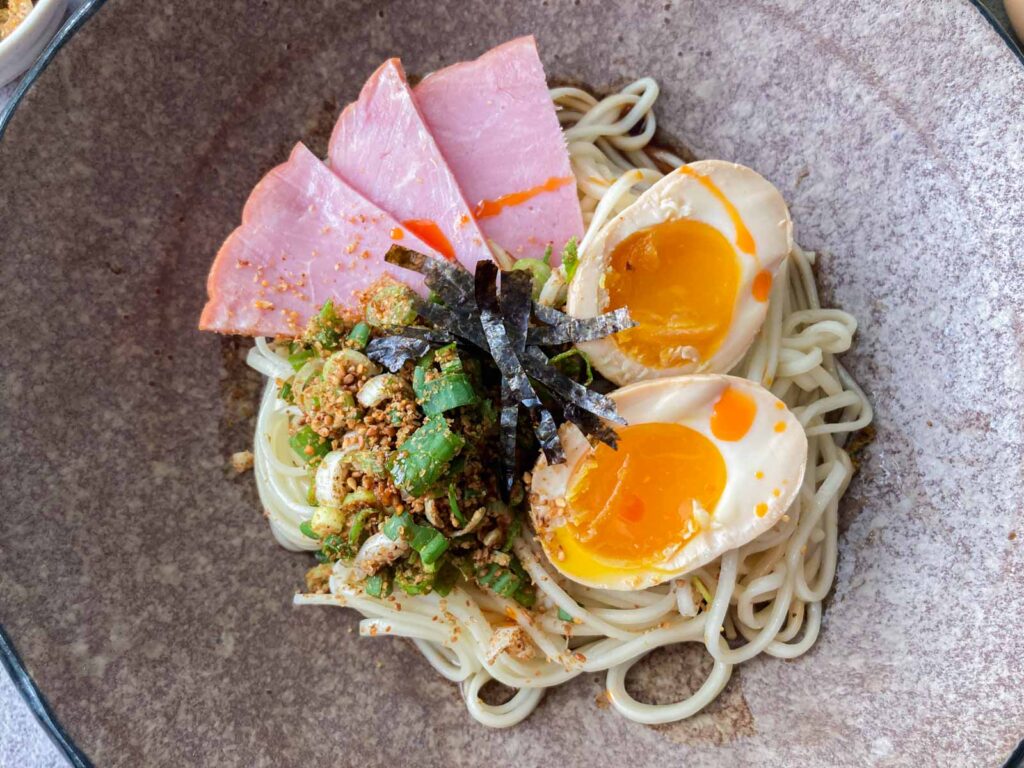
[{"left": 0, "top": 0, "right": 69, "bottom": 87}]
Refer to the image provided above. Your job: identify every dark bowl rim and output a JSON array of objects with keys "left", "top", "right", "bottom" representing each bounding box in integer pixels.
[{"left": 0, "top": 2, "right": 1021, "bottom": 766}]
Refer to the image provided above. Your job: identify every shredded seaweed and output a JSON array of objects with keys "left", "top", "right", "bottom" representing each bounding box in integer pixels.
[
  {"left": 475, "top": 261, "right": 563, "bottom": 467},
  {"left": 520, "top": 346, "right": 624, "bottom": 424},
  {"left": 563, "top": 402, "right": 619, "bottom": 449},
  {"left": 366, "top": 335, "right": 436, "bottom": 372},
  {"left": 526, "top": 307, "right": 636, "bottom": 346},
  {"left": 386, "top": 245, "right": 472, "bottom": 304},
  {"left": 500, "top": 270, "right": 533, "bottom": 354},
  {"left": 376, "top": 246, "right": 633, "bottom": 477}
]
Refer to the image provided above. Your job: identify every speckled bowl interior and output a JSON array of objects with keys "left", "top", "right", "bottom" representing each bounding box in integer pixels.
[{"left": 1, "top": 1, "right": 1022, "bottom": 766}]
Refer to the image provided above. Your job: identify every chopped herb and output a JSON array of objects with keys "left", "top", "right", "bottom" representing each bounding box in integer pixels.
[
  {"left": 562, "top": 236, "right": 579, "bottom": 283},
  {"left": 447, "top": 482, "right": 466, "bottom": 525},
  {"left": 388, "top": 416, "right": 465, "bottom": 497},
  {"left": 289, "top": 426, "right": 331, "bottom": 463},
  {"left": 365, "top": 569, "right": 393, "bottom": 598},
  {"left": 347, "top": 321, "right": 371, "bottom": 349}
]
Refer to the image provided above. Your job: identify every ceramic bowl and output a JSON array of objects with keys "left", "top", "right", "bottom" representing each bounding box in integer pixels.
[{"left": 0, "top": 2, "right": 1022, "bottom": 766}]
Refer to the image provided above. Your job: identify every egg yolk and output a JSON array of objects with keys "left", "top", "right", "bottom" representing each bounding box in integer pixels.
[
  {"left": 604, "top": 219, "right": 740, "bottom": 368},
  {"left": 710, "top": 386, "right": 757, "bottom": 441},
  {"left": 558, "top": 422, "right": 727, "bottom": 575}
]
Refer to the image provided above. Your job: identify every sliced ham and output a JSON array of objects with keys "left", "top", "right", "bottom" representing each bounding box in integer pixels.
[
  {"left": 414, "top": 36, "right": 583, "bottom": 262},
  {"left": 199, "top": 143, "right": 435, "bottom": 337},
  {"left": 328, "top": 58, "right": 493, "bottom": 272}
]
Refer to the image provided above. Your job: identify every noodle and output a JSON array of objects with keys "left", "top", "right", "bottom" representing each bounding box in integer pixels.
[{"left": 248, "top": 79, "right": 873, "bottom": 727}]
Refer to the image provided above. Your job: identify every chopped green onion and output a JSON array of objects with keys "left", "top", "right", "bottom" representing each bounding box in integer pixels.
[
  {"left": 432, "top": 562, "right": 459, "bottom": 597},
  {"left": 385, "top": 515, "right": 450, "bottom": 565},
  {"left": 318, "top": 533, "right": 353, "bottom": 563},
  {"left": 348, "top": 508, "right": 372, "bottom": 547},
  {"left": 388, "top": 416, "right": 465, "bottom": 497},
  {"left": 562, "top": 236, "right": 579, "bottom": 283},
  {"left": 341, "top": 450, "right": 386, "bottom": 477},
  {"left": 477, "top": 563, "right": 501, "bottom": 587},
  {"left": 347, "top": 321, "right": 371, "bottom": 349},
  {"left": 382, "top": 511, "right": 416, "bottom": 541},
  {"left": 512, "top": 256, "right": 553, "bottom": 300},
  {"left": 310, "top": 505, "right": 345, "bottom": 536},
  {"left": 557, "top": 607, "right": 574, "bottom": 622},
  {"left": 447, "top": 482, "right": 466, "bottom": 525},
  {"left": 365, "top": 569, "right": 393, "bottom": 598},
  {"left": 299, "top": 520, "right": 317, "bottom": 539},
  {"left": 288, "top": 347, "right": 315, "bottom": 371},
  {"left": 289, "top": 426, "right": 331, "bottom": 463},
  {"left": 365, "top": 282, "right": 418, "bottom": 327},
  {"left": 542, "top": 244, "right": 553, "bottom": 265},
  {"left": 318, "top": 299, "right": 337, "bottom": 324},
  {"left": 418, "top": 531, "right": 449, "bottom": 565},
  {"left": 323, "top": 348, "right": 379, "bottom": 380},
  {"left": 395, "top": 571, "right": 434, "bottom": 595},
  {"left": 493, "top": 570, "right": 520, "bottom": 598},
  {"left": 502, "top": 516, "right": 521, "bottom": 552},
  {"left": 315, "top": 326, "right": 340, "bottom": 350},
  {"left": 513, "top": 585, "right": 536, "bottom": 608},
  {"left": 509, "top": 555, "right": 528, "bottom": 581},
  {"left": 434, "top": 343, "right": 462, "bottom": 374},
  {"left": 340, "top": 489, "right": 377, "bottom": 510},
  {"left": 279, "top": 381, "right": 293, "bottom": 403},
  {"left": 417, "top": 373, "right": 478, "bottom": 415}
]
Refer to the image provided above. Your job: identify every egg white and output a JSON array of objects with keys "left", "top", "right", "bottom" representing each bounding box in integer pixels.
[
  {"left": 569, "top": 160, "right": 793, "bottom": 385},
  {"left": 529, "top": 375, "right": 807, "bottom": 590}
]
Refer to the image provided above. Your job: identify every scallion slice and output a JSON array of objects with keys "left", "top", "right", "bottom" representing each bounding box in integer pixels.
[
  {"left": 348, "top": 509, "right": 372, "bottom": 547},
  {"left": 289, "top": 426, "right": 331, "bottom": 463},
  {"left": 388, "top": 416, "right": 465, "bottom": 497},
  {"left": 447, "top": 482, "right": 466, "bottom": 525},
  {"left": 417, "top": 373, "right": 478, "bottom": 415},
  {"left": 365, "top": 569, "right": 393, "bottom": 598},
  {"left": 348, "top": 321, "right": 371, "bottom": 349}
]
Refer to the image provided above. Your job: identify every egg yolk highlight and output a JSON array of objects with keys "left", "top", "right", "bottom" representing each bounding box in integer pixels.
[
  {"left": 558, "top": 422, "right": 727, "bottom": 576},
  {"left": 710, "top": 386, "right": 757, "bottom": 441},
  {"left": 605, "top": 219, "right": 740, "bottom": 368}
]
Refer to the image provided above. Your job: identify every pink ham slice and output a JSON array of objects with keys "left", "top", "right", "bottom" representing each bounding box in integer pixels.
[
  {"left": 328, "top": 58, "right": 493, "bottom": 272},
  {"left": 199, "top": 143, "right": 434, "bottom": 337},
  {"left": 413, "top": 36, "right": 583, "bottom": 262}
]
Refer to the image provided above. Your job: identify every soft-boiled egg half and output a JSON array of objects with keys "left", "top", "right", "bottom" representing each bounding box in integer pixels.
[
  {"left": 529, "top": 375, "right": 807, "bottom": 590},
  {"left": 568, "top": 160, "right": 793, "bottom": 385}
]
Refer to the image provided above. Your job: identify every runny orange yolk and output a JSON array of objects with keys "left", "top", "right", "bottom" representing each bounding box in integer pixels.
[
  {"left": 560, "top": 422, "right": 726, "bottom": 571},
  {"left": 605, "top": 219, "right": 740, "bottom": 369},
  {"left": 710, "top": 386, "right": 757, "bottom": 441}
]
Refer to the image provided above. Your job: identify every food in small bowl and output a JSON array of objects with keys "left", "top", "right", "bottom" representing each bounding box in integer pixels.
[{"left": 0, "top": 0, "right": 68, "bottom": 87}]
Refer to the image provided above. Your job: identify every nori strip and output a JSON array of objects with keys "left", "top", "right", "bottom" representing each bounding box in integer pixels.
[
  {"left": 520, "top": 346, "right": 625, "bottom": 424},
  {"left": 385, "top": 245, "right": 472, "bottom": 305},
  {"left": 563, "top": 402, "right": 619, "bottom": 449},
  {"left": 531, "top": 301, "right": 568, "bottom": 326},
  {"left": 379, "top": 245, "right": 625, "bottom": 455},
  {"left": 526, "top": 307, "right": 636, "bottom": 346},
  {"left": 377, "top": 325, "right": 453, "bottom": 345},
  {"left": 499, "top": 269, "right": 532, "bottom": 354},
  {"left": 474, "top": 261, "right": 563, "bottom": 465},
  {"left": 366, "top": 335, "right": 435, "bottom": 372},
  {"left": 499, "top": 380, "right": 519, "bottom": 496},
  {"left": 413, "top": 298, "right": 488, "bottom": 349}
]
